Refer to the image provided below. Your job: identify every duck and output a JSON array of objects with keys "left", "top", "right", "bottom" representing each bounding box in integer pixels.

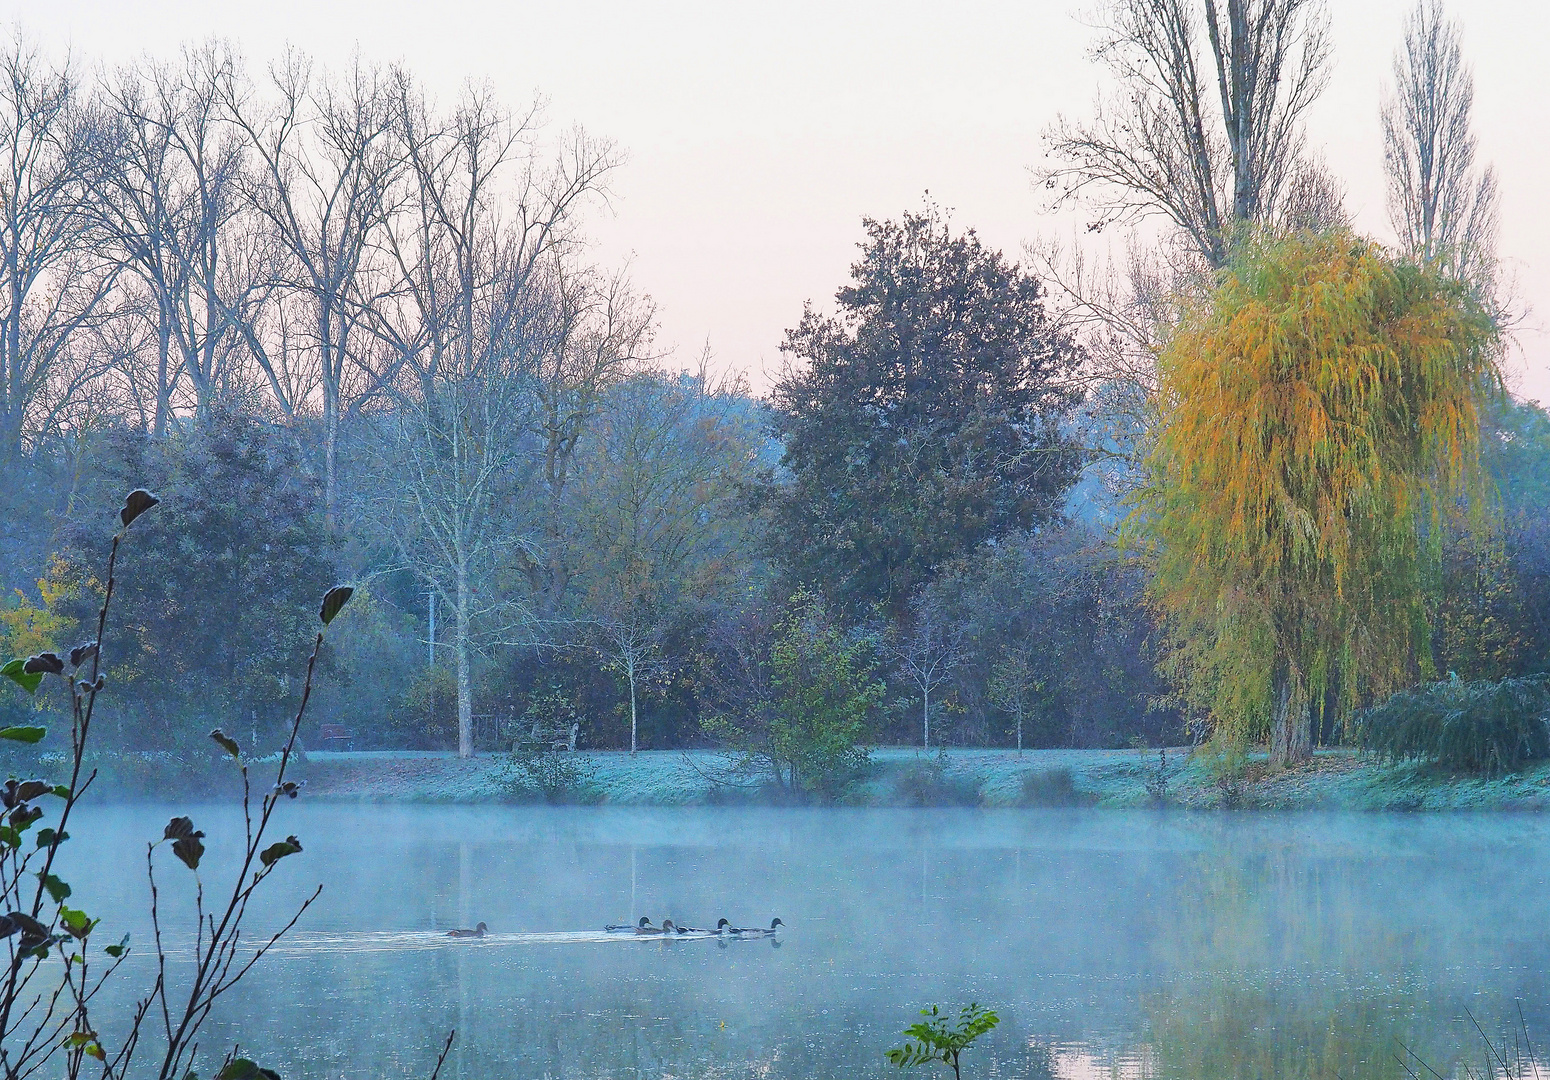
[
  {"left": 731, "top": 918, "right": 784, "bottom": 937},
  {"left": 606, "top": 917, "right": 657, "bottom": 933},
  {"left": 446, "top": 922, "right": 488, "bottom": 938}
]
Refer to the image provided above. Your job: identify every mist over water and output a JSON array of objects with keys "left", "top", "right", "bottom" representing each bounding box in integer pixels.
[{"left": 55, "top": 806, "right": 1550, "bottom": 1079}]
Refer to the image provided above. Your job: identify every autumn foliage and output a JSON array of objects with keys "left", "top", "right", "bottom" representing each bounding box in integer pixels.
[{"left": 1134, "top": 231, "right": 1501, "bottom": 766}]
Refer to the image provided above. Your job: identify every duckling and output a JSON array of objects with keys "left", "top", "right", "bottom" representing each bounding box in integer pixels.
[{"left": 446, "top": 921, "right": 488, "bottom": 938}]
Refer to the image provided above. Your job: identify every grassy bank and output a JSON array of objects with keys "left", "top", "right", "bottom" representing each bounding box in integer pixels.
[{"left": 285, "top": 746, "right": 1550, "bottom": 811}]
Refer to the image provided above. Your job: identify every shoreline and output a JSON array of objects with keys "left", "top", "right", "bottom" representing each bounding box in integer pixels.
[{"left": 280, "top": 746, "right": 1550, "bottom": 811}]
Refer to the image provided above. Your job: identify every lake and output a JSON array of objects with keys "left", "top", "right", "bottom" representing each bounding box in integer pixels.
[{"left": 58, "top": 805, "right": 1550, "bottom": 1079}]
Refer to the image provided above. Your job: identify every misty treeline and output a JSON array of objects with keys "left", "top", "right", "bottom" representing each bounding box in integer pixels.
[
  {"left": 0, "top": 33, "right": 1165, "bottom": 763},
  {"left": 0, "top": 0, "right": 1545, "bottom": 773}
]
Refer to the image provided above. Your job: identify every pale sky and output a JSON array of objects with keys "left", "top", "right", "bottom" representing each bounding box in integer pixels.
[{"left": 11, "top": 0, "right": 1550, "bottom": 401}]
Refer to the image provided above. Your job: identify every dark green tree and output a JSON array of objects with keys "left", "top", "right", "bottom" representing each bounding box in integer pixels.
[
  {"left": 63, "top": 414, "right": 337, "bottom": 751},
  {"left": 765, "top": 206, "right": 1084, "bottom": 619}
]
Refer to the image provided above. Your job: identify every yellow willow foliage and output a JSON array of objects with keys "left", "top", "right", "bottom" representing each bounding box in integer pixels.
[
  {"left": 1132, "top": 231, "right": 1501, "bottom": 746},
  {"left": 0, "top": 554, "right": 85, "bottom": 660}
]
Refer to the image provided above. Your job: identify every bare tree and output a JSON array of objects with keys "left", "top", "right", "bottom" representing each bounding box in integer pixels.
[
  {"left": 510, "top": 241, "right": 652, "bottom": 621},
  {"left": 891, "top": 591, "right": 968, "bottom": 749},
  {"left": 227, "top": 51, "right": 402, "bottom": 515},
  {"left": 1040, "top": 0, "right": 1333, "bottom": 268},
  {"left": 373, "top": 77, "right": 630, "bottom": 757},
  {"left": 1382, "top": 0, "right": 1499, "bottom": 292},
  {"left": 0, "top": 36, "right": 116, "bottom": 461},
  {"left": 380, "top": 318, "right": 538, "bottom": 759},
  {"left": 92, "top": 43, "right": 265, "bottom": 432}
]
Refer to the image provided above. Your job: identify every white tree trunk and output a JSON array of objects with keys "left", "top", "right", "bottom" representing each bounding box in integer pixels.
[
  {"left": 627, "top": 654, "right": 638, "bottom": 755},
  {"left": 923, "top": 687, "right": 930, "bottom": 749},
  {"left": 456, "top": 563, "right": 473, "bottom": 759}
]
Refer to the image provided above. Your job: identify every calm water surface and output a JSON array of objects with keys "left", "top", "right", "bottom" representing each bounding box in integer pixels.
[{"left": 58, "top": 806, "right": 1550, "bottom": 1079}]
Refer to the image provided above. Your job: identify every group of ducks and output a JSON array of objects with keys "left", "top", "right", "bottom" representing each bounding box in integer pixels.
[
  {"left": 605, "top": 916, "right": 784, "bottom": 937},
  {"left": 440, "top": 916, "right": 784, "bottom": 939}
]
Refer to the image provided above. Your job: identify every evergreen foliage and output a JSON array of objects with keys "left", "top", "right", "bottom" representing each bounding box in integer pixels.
[
  {"left": 57, "top": 414, "right": 337, "bottom": 751},
  {"left": 766, "top": 206, "right": 1084, "bottom": 619}
]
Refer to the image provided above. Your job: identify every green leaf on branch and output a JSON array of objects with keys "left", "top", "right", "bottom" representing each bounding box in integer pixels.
[
  {"left": 209, "top": 729, "right": 241, "bottom": 759},
  {"left": 35, "top": 827, "right": 67, "bottom": 849},
  {"left": 58, "top": 906, "right": 97, "bottom": 939},
  {"left": 319, "top": 585, "right": 354, "bottom": 625},
  {"left": 0, "top": 827, "right": 19, "bottom": 849},
  {"left": 38, "top": 872, "right": 71, "bottom": 902},
  {"left": 217, "top": 1059, "right": 282, "bottom": 1080},
  {"left": 259, "top": 835, "right": 302, "bottom": 867},
  {"left": 119, "top": 488, "right": 159, "bottom": 527},
  {"left": 164, "top": 816, "right": 205, "bottom": 870},
  {"left": 104, "top": 933, "right": 129, "bottom": 958},
  {"left": 51, "top": 784, "right": 70, "bottom": 799},
  {"left": 885, "top": 1003, "right": 999, "bottom": 1073},
  {"left": 1, "top": 660, "right": 42, "bottom": 695},
  {"left": 0, "top": 724, "right": 45, "bottom": 742}
]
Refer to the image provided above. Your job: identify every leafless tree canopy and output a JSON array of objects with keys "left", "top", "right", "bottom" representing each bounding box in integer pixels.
[
  {"left": 1382, "top": 0, "right": 1499, "bottom": 291},
  {"left": 1040, "top": 0, "right": 1333, "bottom": 267}
]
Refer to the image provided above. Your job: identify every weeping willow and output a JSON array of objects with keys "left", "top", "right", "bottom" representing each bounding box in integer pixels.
[{"left": 1133, "top": 230, "right": 1502, "bottom": 766}]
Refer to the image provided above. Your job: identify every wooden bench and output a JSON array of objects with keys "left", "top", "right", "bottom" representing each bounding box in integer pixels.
[{"left": 318, "top": 724, "right": 354, "bottom": 751}]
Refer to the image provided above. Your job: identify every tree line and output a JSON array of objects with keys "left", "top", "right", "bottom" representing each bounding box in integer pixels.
[{"left": 0, "top": 0, "right": 1545, "bottom": 787}]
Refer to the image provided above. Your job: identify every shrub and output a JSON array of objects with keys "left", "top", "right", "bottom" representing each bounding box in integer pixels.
[
  {"left": 892, "top": 752, "right": 981, "bottom": 807},
  {"left": 1018, "top": 767, "right": 1093, "bottom": 807},
  {"left": 499, "top": 749, "right": 600, "bottom": 804},
  {"left": 1357, "top": 674, "right": 1550, "bottom": 774},
  {"left": 704, "top": 590, "right": 882, "bottom": 802}
]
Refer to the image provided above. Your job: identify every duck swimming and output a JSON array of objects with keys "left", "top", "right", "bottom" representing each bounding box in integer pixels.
[
  {"left": 605, "top": 917, "right": 656, "bottom": 933},
  {"left": 446, "top": 922, "right": 488, "bottom": 938},
  {"left": 731, "top": 918, "right": 784, "bottom": 937}
]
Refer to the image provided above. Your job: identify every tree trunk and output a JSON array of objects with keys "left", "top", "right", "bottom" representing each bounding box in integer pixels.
[
  {"left": 323, "top": 386, "right": 337, "bottom": 526},
  {"left": 627, "top": 655, "right": 638, "bottom": 755},
  {"left": 455, "top": 565, "right": 473, "bottom": 759},
  {"left": 1269, "top": 666, "right": 1311, "bottom": 769},
  {"left": 155, "top": 316, "right": 172, "bottom": 438},
  {"left": 922, "top": 688, "right": 930, "bottom": 749}
]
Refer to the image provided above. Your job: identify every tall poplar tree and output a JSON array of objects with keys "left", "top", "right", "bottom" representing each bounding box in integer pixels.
[{"left": 1134, "top": 231, "right": 1499, "bottom": 766}]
